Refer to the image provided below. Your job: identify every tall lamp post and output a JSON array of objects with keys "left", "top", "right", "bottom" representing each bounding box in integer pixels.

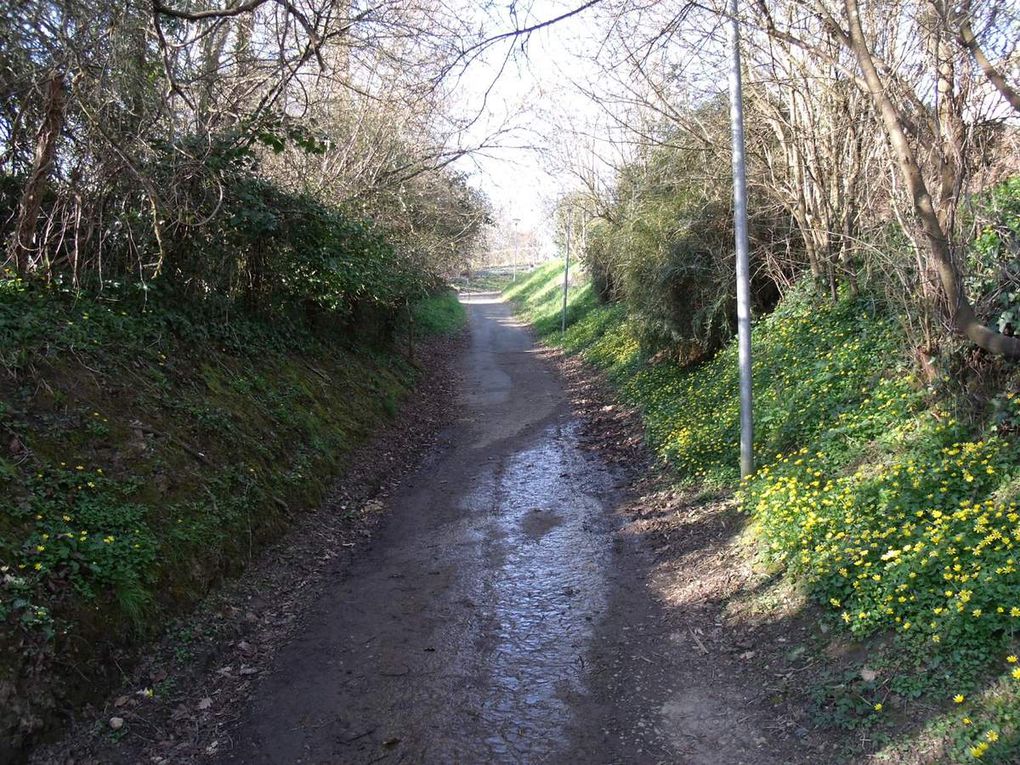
[{"left": 727, "top": 0, "right": 754, "bottom": 479}]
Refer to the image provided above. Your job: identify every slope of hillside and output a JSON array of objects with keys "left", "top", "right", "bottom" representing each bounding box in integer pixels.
[
  {"left": 507, "top": 263, "right": 1020, "bottom": 763},
  {"left": 0, "top": 280, "right": 464, "bottom": 757}
]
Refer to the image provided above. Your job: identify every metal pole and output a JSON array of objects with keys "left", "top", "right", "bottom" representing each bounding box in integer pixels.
[
  {"left": 727, "top": 0, "right": 754, "bottom": 479},
  {"left": 512, "top": 218, "right": 520, "bottom": 282},
  {"left": 561, "top": 210, "right": 572, "bottom": 332}
]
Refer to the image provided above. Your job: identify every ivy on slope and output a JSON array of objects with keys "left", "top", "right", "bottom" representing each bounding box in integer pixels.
[{"left": 508, "top": 264, "right": 913, "bottom": 485}]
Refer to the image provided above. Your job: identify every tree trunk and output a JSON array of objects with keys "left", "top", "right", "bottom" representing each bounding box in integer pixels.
[
  {"left": 843, "top": 0, "right": 1020, "bottom": 359},
  {"left": 8, "top": 69, "right": 65, "bottom": 277}
]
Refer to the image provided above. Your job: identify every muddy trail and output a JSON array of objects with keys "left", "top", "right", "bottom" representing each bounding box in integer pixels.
[{"left": 203, "top": 295, "right": 817, "bottom": 765}]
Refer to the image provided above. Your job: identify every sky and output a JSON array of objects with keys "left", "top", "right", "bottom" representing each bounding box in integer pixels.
[
  {"left": 448, "top": 1, "right": 611, "bottom": 256},
  {"left": 443, "top": 0, "right": 733, "bottom": 259}
]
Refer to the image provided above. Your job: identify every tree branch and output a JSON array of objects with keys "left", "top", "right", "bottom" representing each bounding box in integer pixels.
[{"left": 956, "top": 6, "right": 1020, "bottom": 114}]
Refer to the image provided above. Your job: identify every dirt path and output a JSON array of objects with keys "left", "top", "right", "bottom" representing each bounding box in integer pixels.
[
  {"left": 207, "top": 294, "right": 818, "bottom": 765},
  {"left": 217, "top": 294, "right": 630, "bottom": 762},
  {"left": 25, "top": 294, "right": 840, "bottom": 765}
]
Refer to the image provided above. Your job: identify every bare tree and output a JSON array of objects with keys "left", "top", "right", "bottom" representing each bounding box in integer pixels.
[
  {"left": 749, "top": 0, "right": 1020, "bottom": 356},
  {"left": 1, "top": 0, "right": 500, "bottom": 287}
]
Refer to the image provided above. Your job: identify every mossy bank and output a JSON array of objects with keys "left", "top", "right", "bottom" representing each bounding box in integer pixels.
[{"left": 0, "top": 279, "right": 464, "bottom": 759}]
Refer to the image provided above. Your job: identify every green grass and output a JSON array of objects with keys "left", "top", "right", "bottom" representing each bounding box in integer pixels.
[
  {"left": 507, "top": 263, "right": 1020, "bottom": 763},
  {"left": 411, "top": 289, "right": 466, "bottom": 336},
  {"left": 457, "top": 268, "right": 515, "bottom": 292},
  {"left": 508, "top": 264, "right": 916, "bottom": 485}
]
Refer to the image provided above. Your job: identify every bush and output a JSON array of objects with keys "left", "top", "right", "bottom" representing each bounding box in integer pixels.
[
  {"left": 0, "top": 275, "right": 425, "bottom": 752},
  {"left": 579, "top": 140, "right": 783, "bottom": 361},
  {"left": 160, "top": 167, "right": 428, "bottom": 326},
  {"left": 967, "top": 176, "right": 1020, "bottom": 333},
  {"left": 746, "top": 425, "right": 1020, "bottom": 655},
  {"left": 539, "top": 274, "right": 906, "bottom": 486},
  {"left": 1, "top": 134, "right": 463, "bottom": 334}
]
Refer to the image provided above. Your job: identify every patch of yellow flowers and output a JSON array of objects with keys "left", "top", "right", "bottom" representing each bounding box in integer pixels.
[{"left": 746, "top": 419, "right": 1018, "bottom": 654}]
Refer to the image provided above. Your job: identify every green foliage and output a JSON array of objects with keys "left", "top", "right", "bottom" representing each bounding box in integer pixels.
[
  {"left": 0, "top": 271, "right": 331, "bottom": 373},
  {"left": 576, "top": 121, "right": 785, "bottom": 359},
  {"left": 504, "top": 262, "right": 591, "bottom": 336},
  {"left": 510, "top": 266, "right": 905, "bottom": 486},
  {"left": 746, "top": 427, "right": 1019, "bottom": 649},
  {"left": 157, "top": 161, "right": 432, "bottom": 323},
  {"left": 966, "top": 177, "right": 1020, "bottom": 334},
  {"left": 0, "top": 276, "right": 417, "bottom": 710},
  {"left": 2, "top": 128, "right": 483, "bottom": 332},
  {"left": 2, "top": 468, "right": 157, "bottom": 630}
]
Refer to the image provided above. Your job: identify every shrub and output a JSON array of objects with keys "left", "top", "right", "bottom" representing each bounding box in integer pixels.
[
  {"left": 745, "top": 423, "right": 1020, "bottom": 658},
  {"left": 578, "top": 141, "right": 784, "bottom": 361}
]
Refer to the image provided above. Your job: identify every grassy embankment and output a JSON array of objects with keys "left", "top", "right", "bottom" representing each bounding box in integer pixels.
[
  {"left": 507, "top": 262, "right": 1020, "bottom": 763},
  {"left": 0, "top": 280, "right": 464, "bottom": 754}
]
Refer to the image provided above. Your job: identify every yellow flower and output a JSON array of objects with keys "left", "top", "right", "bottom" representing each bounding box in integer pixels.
[
  {"left": 1008, "top": 655, "right": 1018, "bottom": 664},
  {"left": 1012, "top": 667, "right": 1020, "bottom": 680},
  {"left": 986, "top": 730, "right": 999, "bottom": 742},
  {"left": 954, "top": 694, "right": 965, "bottom": 704},
  {"left": 873, "top": 703, "right": 882, "bottom": 711}
]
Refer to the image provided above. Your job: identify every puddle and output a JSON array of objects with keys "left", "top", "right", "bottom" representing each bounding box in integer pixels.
[
  {"left": 520, "top": 508, "right": 565, "bottom": 540},
  {"left": 452, "top": 421, "right": 614, "bottom": 760}
]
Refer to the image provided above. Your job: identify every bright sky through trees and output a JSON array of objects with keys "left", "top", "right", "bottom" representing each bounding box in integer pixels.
[
  {"left": 449, "top": 0, "right": 738, "bottom": 256},
  {"left": 452, "top": 1, "right": 611, "bottom": 251}
]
